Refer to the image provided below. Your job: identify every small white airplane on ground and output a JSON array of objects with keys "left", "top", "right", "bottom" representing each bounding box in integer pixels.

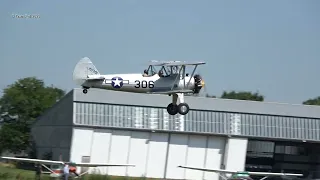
[
  {"left": 1, "top": 156, "right": 135, "bottom": 178},
  {"left": 178, "top": 165, "right": 303, "bottom": 180},
  {"left": 73, "top": 57, "right": 206, "bottom": 115}
]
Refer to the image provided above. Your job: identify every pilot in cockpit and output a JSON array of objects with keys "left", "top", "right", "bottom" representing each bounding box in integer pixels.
[
  {"left": 158, "top": 70, "right": 164, "bottom": 77},
  {"left": 143, "top": 69, "right": 149, "bottom": 77}
]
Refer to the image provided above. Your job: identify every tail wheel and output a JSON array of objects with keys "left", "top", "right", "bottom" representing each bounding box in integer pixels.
[
  {"left": 167, "top": 103, "right": 178, "bottom": 115},
  {"left": 178, "top": 103, "right": 189, "bottom": 115},
  {"left": 83, "top": 89, "right": 88, "bottom": 94}
]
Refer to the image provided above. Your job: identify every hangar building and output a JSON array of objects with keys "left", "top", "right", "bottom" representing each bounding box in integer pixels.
[{"left": 31, "top": 88, "right": 320, "bottom": 180}]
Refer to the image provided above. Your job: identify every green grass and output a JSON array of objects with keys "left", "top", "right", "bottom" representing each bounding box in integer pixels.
[
  {"left": 0, "top": 166, "right": 51, "bottom": 180},
  {"left": 0, "top": 165, "right": 164, "bottom": 180}
]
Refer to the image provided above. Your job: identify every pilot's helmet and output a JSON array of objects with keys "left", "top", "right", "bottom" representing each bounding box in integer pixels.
[{"left": 144, "top": 69, "right": 148, "bottom": 74}]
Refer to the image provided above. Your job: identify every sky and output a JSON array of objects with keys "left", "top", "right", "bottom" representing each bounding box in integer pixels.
[{"left": 0, "top": 0, "right": 319, "bottom": 104}]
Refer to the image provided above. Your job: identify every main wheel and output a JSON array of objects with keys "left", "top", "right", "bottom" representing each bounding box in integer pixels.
[
  {"left": 167, "top": 103, "right": 178, "bottom": 115},
  {"left": 178, "top": 103, "right": 189, "bottom": 115},
  {"left": 83, "top": 89, "right": 88, "bottom": 94}
]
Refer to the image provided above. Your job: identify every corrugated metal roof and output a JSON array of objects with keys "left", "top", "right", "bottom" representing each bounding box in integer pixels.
[{"left": 73, "top": 88, "right": 320, "bottom": 119}]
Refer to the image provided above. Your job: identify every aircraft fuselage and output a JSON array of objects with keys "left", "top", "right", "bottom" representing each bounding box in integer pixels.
[{"left": 82, "top": 73, "right": 196, "bottom": 93}]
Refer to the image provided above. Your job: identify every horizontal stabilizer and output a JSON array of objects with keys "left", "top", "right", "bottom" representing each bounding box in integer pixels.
[{"left": 86, "top": 75, "right": 105, "bottom": 82}]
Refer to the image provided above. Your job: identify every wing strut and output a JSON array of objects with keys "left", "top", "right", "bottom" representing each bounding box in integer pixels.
[
  {"left": 259, "top": 176, "right": 270, "bottom": 180},
  {"left": 77, "top": 170, "right": 90, "bottom": 177},
  {"left": 186, "top": 65, "right": 198, "bottom": 88},
  {"left": 217, "top": 173, "right": 229, "bottom": 180},
  {"left": 170, "top": 65, "right": 184, "bottom": 91},
  {"left": 41, "top": 164, "right": 59, "bottom": 176}
]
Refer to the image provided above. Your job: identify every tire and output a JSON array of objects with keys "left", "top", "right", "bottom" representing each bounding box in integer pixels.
[
  {"left": 167, "top": 103, "right": 178, "bottom": 115},
  {"left": 178, "top": 103, "right": 189, "bottom": 115},
  {"left": 83, "top": 89, "right": 88, "bottom": 94}
]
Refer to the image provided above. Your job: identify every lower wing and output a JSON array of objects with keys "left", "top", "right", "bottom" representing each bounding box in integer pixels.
[{"left": 149, "top": 89, "right": 193, "bottom": 94}]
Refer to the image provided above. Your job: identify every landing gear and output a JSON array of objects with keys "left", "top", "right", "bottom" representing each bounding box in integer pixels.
[
  {"left": 177, "top": 103, "right": 189, "bottom": 115},
  {"left": 167, "top": 103, "right": 178, "bottom": 115},
  {"left": 82, "top": 87, "right": 89, "bottom": 94},
  {"left": 166, "top": 93, "right": 190, "bottom": 115}
]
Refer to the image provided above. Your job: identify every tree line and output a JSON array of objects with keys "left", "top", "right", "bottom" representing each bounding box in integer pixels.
[{"left": 0, "top": 77, "right": 319, "bottom": 155}]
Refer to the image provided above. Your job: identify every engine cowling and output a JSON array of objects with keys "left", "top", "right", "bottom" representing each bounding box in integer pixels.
[{"left": 193, "top": 74, "right": 204, "bottom": 94}]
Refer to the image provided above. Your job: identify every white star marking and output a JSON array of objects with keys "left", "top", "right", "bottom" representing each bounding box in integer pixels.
[{"left": 112, "top": 77, "right": 122, "bottom": 87}]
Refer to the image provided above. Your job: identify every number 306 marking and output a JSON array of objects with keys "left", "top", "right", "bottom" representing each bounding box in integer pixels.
[{"left": 135, "top": 80, "right": 154, "bottom": 88}]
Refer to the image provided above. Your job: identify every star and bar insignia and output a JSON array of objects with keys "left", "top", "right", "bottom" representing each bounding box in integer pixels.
[{"left": 104, "top": 77, "right": 129, "bottom": 89}]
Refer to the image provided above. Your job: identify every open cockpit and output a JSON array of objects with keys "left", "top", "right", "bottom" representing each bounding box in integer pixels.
[{"left": 142, "top": 64, "right": 182, "bottom": 78}]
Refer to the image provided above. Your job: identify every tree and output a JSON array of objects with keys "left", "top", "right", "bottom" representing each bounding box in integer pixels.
[
  {"left": 0, "top": 77, "right": 65, "bottom": 154},
  {"left": 220, "top": 90, "right": 264, "bottom": 101},
  {"left": 206, "top": 94, "right": 216, "bottom": 98},
  {"left": 302, "top": 96, "right": 320, "bottom": 105}
]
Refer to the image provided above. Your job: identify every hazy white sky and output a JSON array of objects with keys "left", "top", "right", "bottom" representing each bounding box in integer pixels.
[{"left": 1, "top": 0, "right": 319, "bottom": 104}]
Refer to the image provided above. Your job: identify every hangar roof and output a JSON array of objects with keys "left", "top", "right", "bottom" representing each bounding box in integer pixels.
[{"left": 73, "top": 88, "right": 320, "bottom": 119}]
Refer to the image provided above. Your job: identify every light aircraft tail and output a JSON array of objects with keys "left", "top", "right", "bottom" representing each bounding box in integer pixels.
[{"left": 73, "top": 57, "right": 100, "bottom": 86}]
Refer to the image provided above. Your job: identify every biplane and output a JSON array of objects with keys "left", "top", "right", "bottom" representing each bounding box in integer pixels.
[
  {"left": 178, "top": 165, "right": 303, "bottom": 180},
  {"left": 73, "top": 57, "right": 206, "bottom": 116},
  {"left": 1, "top": 156, "right": 135, "bottom": 178}
]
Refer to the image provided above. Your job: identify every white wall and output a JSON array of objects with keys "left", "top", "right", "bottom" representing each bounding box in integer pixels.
[
  {"left": 223, "top": 138, "right": 248, "bottom": 173},
  {"left": 70, "top": 127, "right": 247, "bottom": 180}
]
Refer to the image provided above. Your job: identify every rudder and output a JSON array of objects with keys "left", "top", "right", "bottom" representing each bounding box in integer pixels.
[{"left": 72, "top": 57, "right": 100, "bottom": 86}]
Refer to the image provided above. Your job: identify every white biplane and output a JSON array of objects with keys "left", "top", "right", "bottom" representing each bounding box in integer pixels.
[
  {"left": 73, "top": 57, "right": 206, "bottom": 115},
  {"left": 178, "top": 165, "right": 303, "bottom": 180},
  {"left": 1, "top": 156, "right": 135, "bottom": 178}
]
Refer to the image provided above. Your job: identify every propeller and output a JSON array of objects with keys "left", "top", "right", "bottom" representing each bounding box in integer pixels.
[{"left": 191, "top": 71, "right": 208, "bottom": 97}]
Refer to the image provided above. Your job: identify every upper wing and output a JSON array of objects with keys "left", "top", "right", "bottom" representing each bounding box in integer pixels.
[
  {"left": 246, "top": 172, "right": 303, "bottom": 177},
  {"left": 72, "top": 163, "right": 135, "bottom": 167},
  {"left": 148, "top": 61, "right": 206, "bottom": 66},
  {"left": 1, "top": 157, "right": 64, "bottom": 165},
  {"left": 177, "top": 166, "right": 237, "bottom": 174}
]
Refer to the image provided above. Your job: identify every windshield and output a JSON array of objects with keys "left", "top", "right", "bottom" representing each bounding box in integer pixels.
[
  {"left": 144, "top": 65, "right": 181, "bottom": 77},
  {"left": 144, "top": 65, "right": 158, "bottom": 76}
]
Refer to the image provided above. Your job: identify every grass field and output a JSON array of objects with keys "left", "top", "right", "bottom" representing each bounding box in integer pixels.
[
  {"left": 0, "top": 165, "right": 49, "bottom": 180},
  {"left": 0, "top": 164, "right": 161, "bottom": 180}
]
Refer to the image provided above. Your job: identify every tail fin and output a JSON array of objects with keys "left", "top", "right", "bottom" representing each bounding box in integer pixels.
[{"left": 73, "top": 57, "right": 100, "bottom": 86}]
